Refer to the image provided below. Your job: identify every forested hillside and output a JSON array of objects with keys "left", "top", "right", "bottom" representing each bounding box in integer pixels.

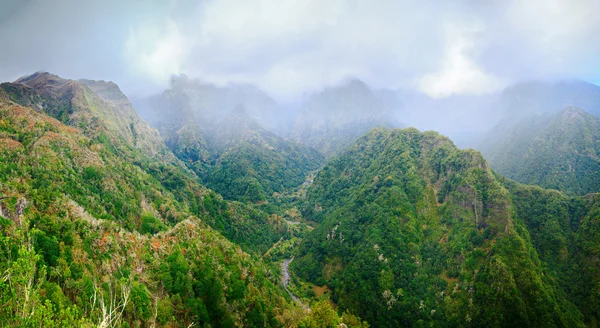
[
  {"left": 0, "top": 75, "right": 290, "bottom": 326},
  {"left": 480, "top": 106, "right": 600, "bottom": 195},
  {"left": 293, "top": 127, "right": 588, "bottom": 327},
  {"left": 502, "top": 179, "right": 600, "bottom": 326},
  {"left": 186, "top": 106, "right": 324, "bottom": 203},
  {"left": 0, "top": 73, "right": 283, "bottom": 254},
  {"left": 0, "top": 73, "right": 371, "bottom": 327},
  {"left": 1, "top": 72, "right": 600, "bottom": 328},
  {"left": 134, "top": 77, "right": 324, "bottom": 203},
  {"left": 5, "top": 1, "right": 600, "bottom": 327}
]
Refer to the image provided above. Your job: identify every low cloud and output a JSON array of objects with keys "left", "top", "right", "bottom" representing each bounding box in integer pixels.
[{"left": 1, "top": 0, "right": 599, "bottom": 99}]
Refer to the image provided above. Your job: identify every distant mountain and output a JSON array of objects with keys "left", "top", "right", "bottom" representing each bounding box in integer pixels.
[
  {"left": 390, "top": 79, "right": 600, "bottom": 150},
  {"left": 135, "top": 74, "right": 289, "bottom": 135},
  {"left": 134, "top": 78, "right": 324, "bottom": 202},
  {"left": 291, "top": 79, "right": 400, "bottom": 157},
  {"left": 202, "top": 106, "right": 324, "bottom": 202},
  {"left": 493, "top": 79, "right": 600, "bottom": 120},
  {"left": 292, "top": 127, "right": 589, "bottom": 327},
  {"left": 479, "top": 106, "right": 600, "bottom": 195},
  {"left": 398, "top": 91, "right": 499, "bottom": 148},
  {"left": 373, "top": 88, "right": 405, "bottom": 114}
]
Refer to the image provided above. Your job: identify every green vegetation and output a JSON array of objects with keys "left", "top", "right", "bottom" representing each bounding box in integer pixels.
[
  {"left": 2, "top": 72, "right": 600, "bottom": 327},
  {"left": 204, "top": 138, "right": 323, "bottom": 203},
  {"left": 0, "top": 77, "right": 289, "bottom": 326},
  {"left": 0, "top": 210, "right": 290, "bottom": 327},
  {"left": 0, "top": 73, "right": 369, "bottom": 326},
  {"left": 0, "top": 73, "right": 282, "bottom": 255},
  {"left": 151, "top": 103, "right": 324, "bottom": 203},
  {"left": 480, "top": 106, "right": 600, "bottom": 195},
  {"left": 293, "top": 127, "right": 588, "bottom": 327},
  {"left": 502, "top": 179, "right": 600, "bottom": 326}
]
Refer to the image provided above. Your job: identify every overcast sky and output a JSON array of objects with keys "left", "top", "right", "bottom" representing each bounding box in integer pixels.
[{"left": 1, "top": 0, "right": 599, "bottom": 100}]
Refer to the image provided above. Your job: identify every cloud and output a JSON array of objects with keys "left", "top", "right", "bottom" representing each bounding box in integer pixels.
[
  {"left": 2, "top": 0, "right": 600, "bottom": 99},
  {"left": 417, "top": 23, "right": 506, "bottom": 98},
  {"left": 125, "top": 19, "right": 191, "bottom": 83}
]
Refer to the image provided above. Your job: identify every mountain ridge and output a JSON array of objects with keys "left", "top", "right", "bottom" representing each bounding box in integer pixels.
[
  {"left": 479, "top": 106, "right": 600, "bottom": 195},
  {"left": 293, "top": 127, "right": 586, "bottom": 327}
]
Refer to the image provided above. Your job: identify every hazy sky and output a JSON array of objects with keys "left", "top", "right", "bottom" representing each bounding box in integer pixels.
[{"left": 1, "top": 0, "right": 599, "bottom": 100}]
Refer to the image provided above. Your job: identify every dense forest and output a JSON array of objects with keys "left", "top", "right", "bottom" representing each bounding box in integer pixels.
[
  {"left": 5, "top": 0, "right": 600, "bottom": 327},
  {"left": 1, "top": 71, "right": 600, "bottom": 328},
  {"left": 293, "top": 128, "right": 593, "bottom": 327},
  {"left": 0, "top": 73, "right": 362, "bottom": 327},
  {"left": 133, "top": 79, "right": 325, "bottom": 203}
]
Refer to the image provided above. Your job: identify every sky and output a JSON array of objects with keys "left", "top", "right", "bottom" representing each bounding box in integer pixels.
[{"left": 1, "top": 0, "right": 599, "bottom": 101}]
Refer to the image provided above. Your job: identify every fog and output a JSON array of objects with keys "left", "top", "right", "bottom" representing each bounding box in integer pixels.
[{"left": 2, "top": 0, "right": 600, "bottom": 146}]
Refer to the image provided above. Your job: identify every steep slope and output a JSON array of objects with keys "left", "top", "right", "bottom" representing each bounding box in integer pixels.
[
  {"left": 480, "top": 106, "right": 600, "bottom": 195},
  {"left": 293, "top": 127, "right": 584, "bottom": 327},
  {"left": 202, "top": 107, "right": 324, "bottom": 202},
  {"left": 134, "top": 78, "right": 325, "bottom": 202},
  {"left": 0, "top": 73, "right": 283, "bottom": 255},
  {"left": 291, "top": 79, "right": 399, "bottom": 157},
  {"left": 1, "top": 72, "right": 173, "bottom": 161},
  {"left": 501, "top": 179, "right": 600, "bottom": 326},
  {"left": 78, "top": 78, "right": 174, "bottom": 158},
  {"left": 0, "top": 90, "right": 300, "bottom": 326}
]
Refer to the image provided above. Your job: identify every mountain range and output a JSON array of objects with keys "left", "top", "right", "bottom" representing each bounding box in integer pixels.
[
  {"left": 479, "top": 106, "right": 600, "bottom": 195},
  {"left": 1, "top": 71, "right": 600, "bottom": 327}
]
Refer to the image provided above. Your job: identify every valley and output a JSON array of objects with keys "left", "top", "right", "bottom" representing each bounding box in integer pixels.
[
  {"left": 2, "top": 2, "right": 600, "bottom": 325},
  {"left": 2, "top": 70, "right": 600, "bottom": 327}
]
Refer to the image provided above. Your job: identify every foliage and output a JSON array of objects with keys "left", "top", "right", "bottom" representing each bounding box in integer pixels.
[
  {"left": 502, "top": 178, "right": 600, "bottom": 326},
  {"left": 150, "top": 99, "right": 325, "bottom": 203},
  {"left": 0, "top": 80, "right": 284, "bottom": 255},
  {"left": 293, "top": 127, "right": 586, "bottom": 327},
  {"left": 4, "top": 72, "right": 600, "bottom": 328},
  {"left": 0, "top": 75, "right": 301, "bottom": 326},
  {"left": 480, "top": 107, "right": 600, "bottom": 195}
]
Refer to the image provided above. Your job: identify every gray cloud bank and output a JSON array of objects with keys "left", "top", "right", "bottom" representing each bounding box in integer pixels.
[{"left": 1, "top": 0, "right": 599, "bottom": 101}]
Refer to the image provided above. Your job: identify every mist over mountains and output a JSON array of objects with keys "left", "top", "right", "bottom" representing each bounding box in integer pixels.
[
  {"left": 132, "top": 72, "right": 600, "bottom": 151},
  {"left": 3, "top": 67, "right": 600, "bottom": 327},
  {"left": 4, "top": 0, "right": 600, "bottom": 327}
]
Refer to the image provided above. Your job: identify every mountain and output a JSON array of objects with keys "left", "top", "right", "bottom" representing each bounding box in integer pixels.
[
  {"left": 479, "top": 106, "right": 600, "bottom": 195},
  {"left": 397, "top": 91, "right": 499, "bottom": 148},
  {"left": 135, "top": 74, "right": 289, "bottom": 135},
  {"left": 134, "top": 77, "right": 324, "bottom": 203},
  {"left": 292, "top": 127, "right": 586, "bottom": 327},
  {"left": 4, "top": 70, "right": 600, "bottom": 327},
  {"left": 291, "top": 79, "right": 400, "bottom": 157},
  {"left": 1, "top": 72, "right": 174, "bottom": 161},
  {"left": 0, "top": 75, "right": 309, "bottom": 326},
  {"left": 203, "top": 107, "right": 324, "bottom": 202},
  {"left": 493, "top": 79, "right": 600, "bottom": 120},
  {"left": 1, "top": 72, "right": 290, "bottom": 253}
]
